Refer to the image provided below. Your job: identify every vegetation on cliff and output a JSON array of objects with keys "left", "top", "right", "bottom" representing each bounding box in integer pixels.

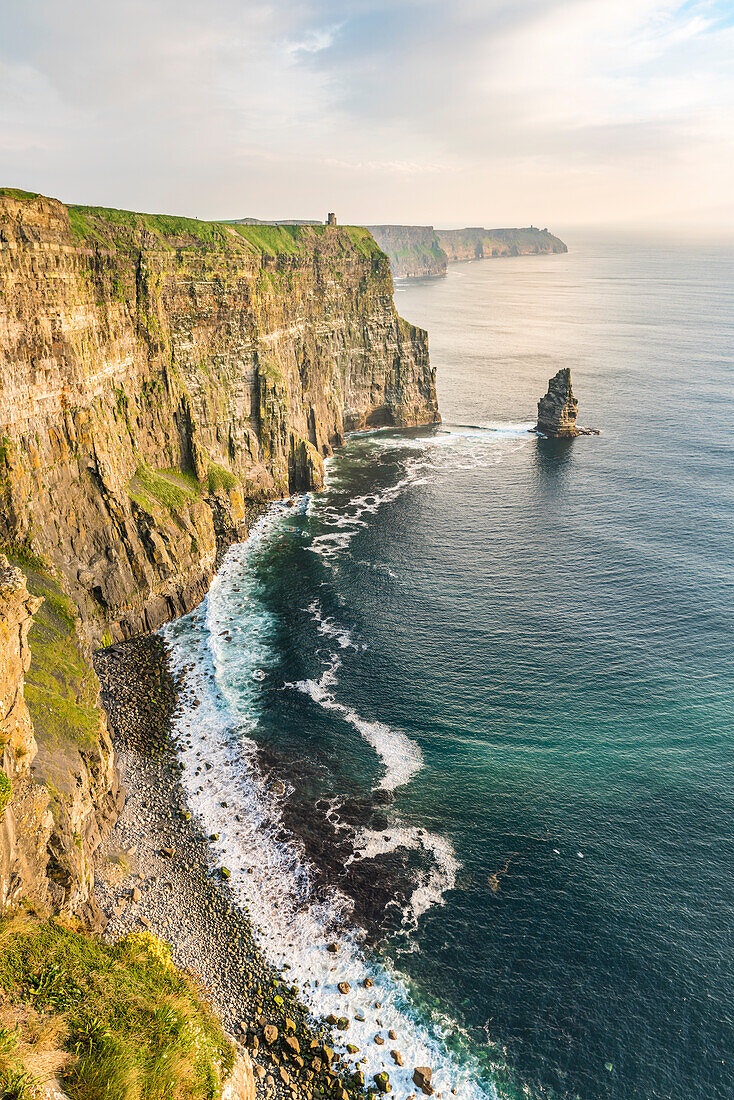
[
  {"left": 0, "top": 188, "right": 436, "bottom": 649},
  {"left": 0, "top": 913, "right": 234, "bottom": 1100},
  {"left": 19, "top": 561, "right": 101, "bottom": 758},
  {"left": 0, "top": 187, "right": 438, "bottom": 1098},
  {"left": 0, "top": 770, "right": 10, "bottom": 815}
]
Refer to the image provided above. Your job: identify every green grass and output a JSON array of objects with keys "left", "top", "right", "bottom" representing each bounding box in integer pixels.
[
  {"left": 129, "top": 465, "right": 200, "bottom": 516},
  {"left": 0, "top": 915, "right": 234, "bottom": 1100},
  {"left": 0, "top": 187, "right": 43, "bottom": 203},
  {"left": 0, "top": 541, "right": 47, "bottom": 573},
  {"left": 0, "top": 1023, "right": 39, "bottom": 1100},
  {"left": 65, "top": 204, "right": 319, "bottom": 258},
  {"left": 2, "top": 554, "right": 101, "bottom": 756},
  {"left": 161, "top": 468, "right": 202, "bottom": 494},
  {"left": 0, "top": 770, "right": 11, "bottom": 815},
  {"left": 2, "top": 188, "right": 382, "bottom": 262},
  {"left": 229, "top": 222, "right": 311, "bottom": 257},
  {"left": 342, "top": 226, "right": 387, "bottom": 259},
  {"left": 206, "top": 464, "right": 237, "bottom": 495},
  {"left": 66, "top": 206, "right": 234, "bottom": 251}
]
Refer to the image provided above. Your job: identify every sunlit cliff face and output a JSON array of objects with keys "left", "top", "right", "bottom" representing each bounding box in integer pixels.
[{"left": 1, "top": 0, "right": 733, "bottom": 231}]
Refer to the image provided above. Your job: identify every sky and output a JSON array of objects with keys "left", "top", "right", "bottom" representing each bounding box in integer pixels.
[{"left": 1, "top": 0, "right": 733, "bottom": 231}]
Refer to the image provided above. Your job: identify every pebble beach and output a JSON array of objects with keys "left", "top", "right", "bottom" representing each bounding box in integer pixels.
[{"left": 93, "top": 634, "right": 430, "bottom": 1100}]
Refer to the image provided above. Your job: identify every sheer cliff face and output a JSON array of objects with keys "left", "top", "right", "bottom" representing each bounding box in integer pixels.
[
  {"left": 0, "top": 557, "right": 45, "bottom": 914},
  {"left": 536, "top": 368, "right": 579, "bottom": 437},
  {"left": 0, "top": 192, "right": 438, "bottom": 644},
  {"left": 367, "top": 225, "right": 448, "bottom": 278},
  {"left": 436, "top": 227, "right": 567, "bottom": 262},
  {"left": 0, "top": 554, "right": 122, "bottom": 921},
  {"left": 367, "top": 224, "right": 567, "bottom": 279}
]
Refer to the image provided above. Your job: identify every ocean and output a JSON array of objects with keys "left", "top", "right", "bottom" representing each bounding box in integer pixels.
[{"left": 162, "top": 235, "right": 734, "bottom": 1100}]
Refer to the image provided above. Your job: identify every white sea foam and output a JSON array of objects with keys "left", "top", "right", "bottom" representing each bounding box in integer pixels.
[
  {"left": 306, "top": 423, "right": 532, "bottom": 567},
  {"left": 349, "top": 824, "right": 460, "bottom": 925},
  {"left": 158, "top": 437, "right": 517, "bottom": 1099},
  {"left": 162, "top": 553, "right": 495, "bottom": 1099},
  {"left": 307, "top": 599, "right": 359, "bottom": 649},
  {"left": 286, "top": 655, "right": 423, "bottom": 792}
]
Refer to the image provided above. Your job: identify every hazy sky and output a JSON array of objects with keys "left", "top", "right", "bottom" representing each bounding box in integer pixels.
[{"left": 1, "top": 0, "right": 733, "bottom": 230}]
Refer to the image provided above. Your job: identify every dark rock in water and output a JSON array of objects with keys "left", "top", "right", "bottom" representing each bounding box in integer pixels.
[
  {"left": 536, "top": 368, "right": 579, "bottom": 436},
  {"left": 535, "top": 368, "right": 599, "bottom": 437}
]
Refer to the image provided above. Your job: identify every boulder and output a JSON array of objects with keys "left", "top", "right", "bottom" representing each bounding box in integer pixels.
[{"left": 413, "top": 1066, "right": 434, "bottom": 1095}]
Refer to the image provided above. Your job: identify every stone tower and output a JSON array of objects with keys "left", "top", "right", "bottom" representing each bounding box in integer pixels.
[{"left": 327, "top": 212, "right": 337, "bottom": 226}]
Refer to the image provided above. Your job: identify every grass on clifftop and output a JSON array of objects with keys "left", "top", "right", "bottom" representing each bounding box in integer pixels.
[
  {"left": 0, "top": 187, "right": 43, "bottom": 203},
  {"left": 0, "top": 187, "right": 387, "bottom": 262},
  {"left": 0, "top": 914, "right": 234, "bottom": 1100},
  {"left": 65, "top": 204, "right": 327, "bottom": 258}
]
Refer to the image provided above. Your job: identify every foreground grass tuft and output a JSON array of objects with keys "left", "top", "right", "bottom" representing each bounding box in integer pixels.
[{"left": 0, "top": 915, "right": 234, "bottom": 1100}]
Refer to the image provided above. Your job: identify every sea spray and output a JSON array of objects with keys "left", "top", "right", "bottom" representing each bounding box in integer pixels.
[
  {"left": 162, "top": 544, "right": 495, "bottom": 1100},
  {"left": 159, "top": 432, "right": 525, "bottom": 1099}
]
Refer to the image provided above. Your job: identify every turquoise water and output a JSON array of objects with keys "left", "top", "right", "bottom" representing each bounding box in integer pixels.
[{"left": 164, "top": 237, "right": 734, "bottom": 1100}]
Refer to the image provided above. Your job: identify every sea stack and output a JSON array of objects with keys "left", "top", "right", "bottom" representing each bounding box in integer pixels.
[{"left": 535, "top": 368, "right": 580, "bottom": 437}]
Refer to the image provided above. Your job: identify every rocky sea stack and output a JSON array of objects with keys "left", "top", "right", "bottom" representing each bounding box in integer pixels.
[{"left": 535, "top": 368, "right": 598, "bottom": 438}]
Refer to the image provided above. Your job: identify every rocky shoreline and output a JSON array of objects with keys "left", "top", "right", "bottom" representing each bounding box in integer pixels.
[{"left": 93, "top": 633, "right": 431, "bottom": 1100}]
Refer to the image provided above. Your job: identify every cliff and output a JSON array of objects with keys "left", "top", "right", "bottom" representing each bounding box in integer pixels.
[
  {"left": 0, "top": 551, "right": 122, "bottom": 924},
  {"left": 0, "top": 187, "right": 437, "bottom": 929},
  {"left": 437, "top": 226, "right": 567, "bottom": 262},
  {"left": 368, "top": 224, "right": 567, "bottom": 279},
  {"left": 367, "top": 225, "right": 447, "bottom": 278},
  {"left": 0, "top": 189, "right": 438, "bottom": 648}
]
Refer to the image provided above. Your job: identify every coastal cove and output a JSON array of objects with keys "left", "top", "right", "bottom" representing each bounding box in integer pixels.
[{"left": 94, "top": 236, "right": 733, "bottom": 1100}]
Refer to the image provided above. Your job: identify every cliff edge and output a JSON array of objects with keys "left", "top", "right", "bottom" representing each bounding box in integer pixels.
[
  {"left": 0, "top": 189, "right": 438, "bottom": 647},
  {"left": 368, "top": 223, "right": 567, "bottom": 279},
  {"left": 0, "top": 186, "right": 438, "bottom": 929}
]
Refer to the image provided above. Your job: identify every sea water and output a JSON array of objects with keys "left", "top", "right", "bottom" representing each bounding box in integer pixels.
[{"left": 162, "top": 234, "right": 734, "bottom": 1100}]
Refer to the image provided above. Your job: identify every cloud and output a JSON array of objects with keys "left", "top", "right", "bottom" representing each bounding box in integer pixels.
[{"left": 0, "top": 0, "right": 731, "bottom": 229}]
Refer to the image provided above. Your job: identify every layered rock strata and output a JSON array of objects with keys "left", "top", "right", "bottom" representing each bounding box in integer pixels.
[
  {"left": 436, "top": 226, "right": 567, "bottom": 263},
  {"left": 535, "top": 368, "right": 598, "bottom": 437},
  {"left": 536, "top": 368, "right": 579, "bottom": 437},
  {"left": 368, "top": 224, "right": 567, "bottom": 279},
  {"left": 0, "top": 189, "right": 438, "bottom": 647},
  {"left": 366, "top": 225, "right": 447, "bottom": 278},
  {"left": 0, "top": 554, "right": 122, "bottom": 922},
  {"left": 0, "top": 187, "right": 438, "bottom": 925},
  {"left": 0, "top": 556, "right": 46, "bottom": 913}
]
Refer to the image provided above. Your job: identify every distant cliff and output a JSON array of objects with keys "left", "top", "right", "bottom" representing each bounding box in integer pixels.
[
  {"left": 437, "top": 226, "right": 567, "bottom": 262},
  {"left": 368, "top": 224, "right": 567, "bottom": 278},
  {"left": 366, "top": 225, "right": 448, "bottom": 278}
]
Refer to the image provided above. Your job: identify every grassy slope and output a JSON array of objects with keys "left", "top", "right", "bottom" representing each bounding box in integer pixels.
[
  {"left": 0, "top": 548, "right": 101, "bottom": 759},
  {"left": 0, "top": 187, "right": 386, "bottom": 262},
  {"left": 0, "top": 914, "right": 233, "bottom": 1100}
]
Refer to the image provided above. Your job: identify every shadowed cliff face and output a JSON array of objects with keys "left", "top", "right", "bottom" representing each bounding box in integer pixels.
[
  {"left": 367, "top": 225, "right": 448, "bottom": 278},
  {"left": 0, "top": 191, "right": 438, "bottom": 645},
  {"left": 0, "top": 554, "right": 122, "bottom": 922},
  {"left": 437, "top": 226, "right": 567, "bottom": 262}
]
